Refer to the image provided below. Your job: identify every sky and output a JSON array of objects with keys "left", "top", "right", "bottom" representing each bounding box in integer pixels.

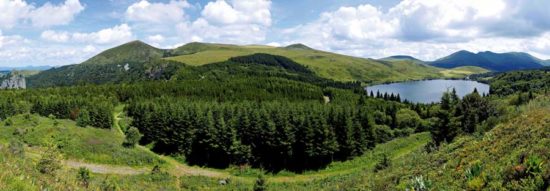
[{"left": 1, "top": 0, "right": 550, "bottom": 67}]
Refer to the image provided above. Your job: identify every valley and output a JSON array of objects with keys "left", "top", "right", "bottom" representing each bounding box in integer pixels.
[{"left": 0, "top": 41, "right": 548, "bottom": 191}]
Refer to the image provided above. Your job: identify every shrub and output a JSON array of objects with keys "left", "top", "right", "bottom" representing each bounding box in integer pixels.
[
  {"left": 374, "top": 154, "right": 390, "bottom": 172},
  {"left": 4, "top": 118, "right": 13, "bottom": 126},
  {"left": 465, "top": 161, "right": 483, "bottom": 181},
  {"left": 123, "top": 127, "right": 142, "bottom": 148},
  {"left": 77, "top": 167, "right": 91, "bottom": 188},
  {"left": 76, "top": 108, "right": 91, "bottom": 127},
  {"left": 36, "top": 147, "right": 62, "bottom": 175},
  {"left": 8, "top": 139, "right": 25, "bottom": 157},
  {"left": 253, "top": 174, "right": 267, "bottom": 191},
  {"left": 524, "top": 156, "right": 544, "bottom": 176},
  {"left": 100, "top": 178, "right": 120, "bottom": 191},
  {"left": 409, "top": 175, "right": 431, "bottom": 191}
]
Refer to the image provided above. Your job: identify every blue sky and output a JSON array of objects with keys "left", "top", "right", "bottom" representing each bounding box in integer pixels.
[{"left": 1, "top": 0, "right": 550, "bottom": 66}]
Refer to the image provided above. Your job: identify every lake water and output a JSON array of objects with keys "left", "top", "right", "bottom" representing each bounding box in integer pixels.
[{"left": 365, "top": 80, "right": 490, "bottom": 104}]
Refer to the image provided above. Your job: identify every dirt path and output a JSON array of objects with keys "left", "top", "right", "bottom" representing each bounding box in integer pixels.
[{"left": 64, "top": 160, "right": 148, "bottom": 175}]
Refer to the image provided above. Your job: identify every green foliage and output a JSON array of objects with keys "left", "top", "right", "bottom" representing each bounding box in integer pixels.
[
  {"left": 100, "top": 177, "right": 120, "bottom": 191},
  {"left": 77, "top": 167, "right": 91, "bottom": 188},
  {"left": 374, "top": 154, "right": 390, "bottom": 172},
  {"left": 253, "top": 174, "right": 267, "bottom": 191},
  {"left": 8, "top": 139, "right": 25, "bottom": 157},
  {"left": 464, "top": 161, "right": 483, "bottom": 181},
  {"left": 36, "top": 147, "right": 63, "bottom": 175},
  {"left": 4, "top": 118, "right": 13, "bottom": 126},
  {"left": 123, "top": 126, "right": 142, "bottom": 148},
  {"left": 408, "top": 175, "right": 431, "bottom": 191},
  {"left": 76, "top": 108, "right": 90, "bottom": 127}
]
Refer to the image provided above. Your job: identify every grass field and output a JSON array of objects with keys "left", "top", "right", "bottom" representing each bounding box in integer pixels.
[
  {"left": 0, "top": 114, "right": 164, "bottom": 167},
  {"left": 165, "top": 43, "right": 487, "bottom": 84}
]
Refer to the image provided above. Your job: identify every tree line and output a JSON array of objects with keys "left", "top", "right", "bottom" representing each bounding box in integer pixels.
[{"left": 126, "top": 97, "right": 426, "bottom": 172}]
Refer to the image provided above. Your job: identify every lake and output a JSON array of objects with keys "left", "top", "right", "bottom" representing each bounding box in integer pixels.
[{"left": 365, "top": 80, "right": 490, "bottom": 104}]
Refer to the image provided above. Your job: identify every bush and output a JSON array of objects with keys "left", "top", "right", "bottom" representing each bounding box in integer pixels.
[
  {"left": 253, "top": 174, "right": 267, "bottom": 191},
  {"left": 8, "top": 139, "right": 25, "bottom": 157},
  {"left": 77, "top": 167, "right": 91, "bottom": 188},
  {"left": 36, "top": 147, "right": 62, "bottom": 175},
  {"left": 76, "top": 108, "right": 91, "bottom": 127},
  {"left": 408, "top": 175, "right": 431, "bottom": 191},
  {"left": 4, "top": 118, "right": 13, "bottom": 126},
  {"left": 374, "top": 154, "right": 390, "bottom": 172},
  {"left": 123, "top": 127, "right": 142, "bottom": 148},
  {"left": 100, "top": 178, "right": 120, "bottom": 191}
]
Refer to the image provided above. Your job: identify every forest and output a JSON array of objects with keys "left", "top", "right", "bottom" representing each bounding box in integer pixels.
[{"left": 0, "top": 53, "right": 501, "bottom": 174}]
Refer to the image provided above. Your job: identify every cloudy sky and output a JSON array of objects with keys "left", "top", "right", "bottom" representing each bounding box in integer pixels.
[{"left": 1, "top": 0, "right": 550, "bottom": 66}]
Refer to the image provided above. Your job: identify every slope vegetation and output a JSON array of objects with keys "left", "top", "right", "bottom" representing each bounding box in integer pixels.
[
  {"left": 431, "top": 50, "right": 544, "bottom": 71},
  {"left": 166, "top": 42, "right": 464, "bottom": 83}
]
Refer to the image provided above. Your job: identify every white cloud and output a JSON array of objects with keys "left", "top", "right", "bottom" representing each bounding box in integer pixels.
[
  {"left": 280, "top": 0, "right": 550, "bottom": 60},
  {"left": 126, "top": 0, "right": 190, "bottom": 24},
  {"left": 73, "top": 24, "right": 134, "bottom": 44},
  {"left": 41, "top": 24, "right": 133, "bottom": 45},
  {"left": 147, "top": 34, "right": 165, "bottom": 43},
  {"left": 201, "top": 0, "right": 271, "bottom": 26},
  {"left": 28, "top": 0, "right": 84, "bottom": 28},
  {"left": 172, "top": 0, "right": 272, "bottom": 45},
  {"left": 41, "top": 30, "right": 70, "bottom": 42},
  {"left": 0, "top": 0, "right": 84, "bottom": 29},
  {"left": 0, "top": 0, "right": 31, "bottom": 29},
  {"left": 0, "top": 30, "right": 28, "bottom": 49}
]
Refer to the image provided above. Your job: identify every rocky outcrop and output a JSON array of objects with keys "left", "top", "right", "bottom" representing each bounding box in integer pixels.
[{"left": 0, "top": 72, "right": 26, "bottom": 89}]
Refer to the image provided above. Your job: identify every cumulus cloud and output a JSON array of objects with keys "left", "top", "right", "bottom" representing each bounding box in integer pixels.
[
  {"left": 42, "top": 24, "right": 134, "bottom": 45},
  {"left": 281, "top": 0, "right": 550, "bottom": 60},
  {"left": 0, "top": 0, "right": 31, "bottom": 29},
  {"left": 126, "top": 0, "right": 190, "bottom": 24},
  {"left": 28, "top": 0, "right": 84, "bottom": 27},
  {"left": 73, "top": 24, "right": 133, "bottom": 44},
  {"left": 174, "top": 0, "right": 272, "bottom": 44},
  {"left": 41, "top": 30, "right": 70, "bottom": 42},
  {"left": 147, "top": 34, "right": 165, "bottom": 43},
  {"left": 0, "top": 0, "right": 84, "bottom": 29},
  {"left": 0, "top": 30, "right": 28, "bottom": 49},
  {"left": 202, "top": 0, "right": 271, "bottom": 26}
]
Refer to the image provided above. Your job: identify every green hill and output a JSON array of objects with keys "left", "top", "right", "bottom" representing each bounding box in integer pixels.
[
  {"left": 430, "top": 50, "right": 545, "bottom": 71},
  {"left": 81, "top": 40, "right": 166, "bottom": 65},
  {"left": 165, "top": 42, "right": 478, "bottom": 83},
  {"left": 27, "top": 41, "right": 489, "bottom": 88}
]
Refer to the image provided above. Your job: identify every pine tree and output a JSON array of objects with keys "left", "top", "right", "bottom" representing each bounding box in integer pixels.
[{"left": 76, "top": 108, "right": 91, "bottom": 127}]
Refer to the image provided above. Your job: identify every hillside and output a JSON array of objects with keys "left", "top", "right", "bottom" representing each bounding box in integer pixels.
[
  {"left": 431, "top": 50, "right": 544, "bottom": 71},
  {"left": 81, "top": 40, "right": 166, "bottom": 65},
  {"left": 165, "top": 42, "right": 480, "bottom": 83},
  {"left": 379, "top": 55, "right": 425, "bottom": 65},
  {"left": 26, "top": 41, "right": 490, "bottom": 88}
]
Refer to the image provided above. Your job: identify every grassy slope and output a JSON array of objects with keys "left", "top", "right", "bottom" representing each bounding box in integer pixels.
[
  {"left": 0, "top": 114, "right": 164, "bottom": 167},
  {"left": 325, "top": 95, "right": 550, "bottom": 190},
  {"left": 440, "top": 66, "right": 490, "bottom": 78},
  {"left": 165, "top": 43, "right": 483, "bottom": 84}
]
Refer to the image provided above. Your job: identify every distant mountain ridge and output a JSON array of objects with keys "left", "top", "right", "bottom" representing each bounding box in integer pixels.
[
  {"left": 429, "top": 50, "right": 544, "bottom": 71},
  {"left": 379, "top": 55, "right": 425, "bottom": 65}
]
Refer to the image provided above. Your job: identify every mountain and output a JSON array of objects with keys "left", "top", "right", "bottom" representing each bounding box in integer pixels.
[
  {"left": 26, "top": 41, "right": 481, "bottom": 88},
  {"left": 0, "top": 65, "right": 52, "bottom": 71},
  {"left": 81, "top": 40, "right": 166, "bottom": 65},
  {"left": 379, "top": 55, "right": 426, "bottom": 64},
  {"left": 26, "top": 41, "right": 182, "bottom": 88},
  {"left": 284, "top": 43, "right": 314, "bottom": 50},
  {"left": 430, "top": 50, "right": 544, "bottom": 71},
  {"left": 164, "top": 42, "right": 478, "bottom": 83}
]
